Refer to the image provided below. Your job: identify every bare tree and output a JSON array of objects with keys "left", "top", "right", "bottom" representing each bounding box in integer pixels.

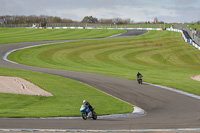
[{"left": 0, "top": 15, "right": 73, "bottom": 25}]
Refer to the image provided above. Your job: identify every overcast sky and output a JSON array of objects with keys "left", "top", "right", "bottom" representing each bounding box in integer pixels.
[{"left": 0, "top": 0, "right": 200, "bottom": 23}]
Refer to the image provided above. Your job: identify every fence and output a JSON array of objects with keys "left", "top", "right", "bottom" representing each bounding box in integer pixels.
[
  {"left": 0, "top": 23, "right": 33, "bottom": 27},
  {"left": 173, "top": 24, "right": 200, "bottom": 45},
  {"left": 196, "top": 30, "right": 200, "bottom": 38},
  {"left": 0, "top": 23, "right": 166, "bottom": 29},
  {"left": 47, "top": 23, "right": 165, "bottom": 28}
]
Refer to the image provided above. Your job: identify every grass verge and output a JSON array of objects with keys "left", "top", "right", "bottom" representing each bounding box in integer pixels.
[{"left": 0, "top": 67, "right": 133, "bottom": 117}]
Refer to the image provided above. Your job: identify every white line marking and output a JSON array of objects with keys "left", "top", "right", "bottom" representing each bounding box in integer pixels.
[
  {"left": 3, "top": 43, "right": 57, "bottom": 64},
  {"left": 147, "top": 83, "right": 200, "bottom": 100},
  {"left": 1, "top": 128, "right": 200, "bottom": 132},
  {"left": 3, "top": 31, "right": 128, "bottom": 64}
]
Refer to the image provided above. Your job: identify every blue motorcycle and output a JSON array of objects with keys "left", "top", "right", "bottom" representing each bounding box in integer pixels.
[{"left": 80, "top": 105, "right": 97, "bottom": 120}]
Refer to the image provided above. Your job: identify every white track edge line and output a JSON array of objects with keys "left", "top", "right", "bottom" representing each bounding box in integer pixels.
[
  {"left": 0, "top": 128, "right": 200, "bottom": 132},
  {"left": 146, "top": 83, "right": 200, "bottom": 100}
]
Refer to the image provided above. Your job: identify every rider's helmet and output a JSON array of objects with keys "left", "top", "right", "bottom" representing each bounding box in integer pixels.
[{"left": 83, "top": 100, "right": 87, "bottom": 105}]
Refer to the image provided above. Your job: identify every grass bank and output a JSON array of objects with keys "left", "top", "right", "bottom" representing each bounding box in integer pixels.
[
  {"left": 0, "top": 28, "right": 125, "bottom": 44},
  {"left": 9, "top": 30, "right": 200, "bottom": 95}
]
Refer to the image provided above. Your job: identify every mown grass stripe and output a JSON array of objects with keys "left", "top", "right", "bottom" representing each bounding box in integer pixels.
[{"left": 0, "top": 28, "right": 125, "bottom": 44}]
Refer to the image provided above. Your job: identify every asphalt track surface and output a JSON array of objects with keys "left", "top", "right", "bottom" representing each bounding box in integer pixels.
[{"left": 0, "top": 30, "right": 200, "bottom": 132}]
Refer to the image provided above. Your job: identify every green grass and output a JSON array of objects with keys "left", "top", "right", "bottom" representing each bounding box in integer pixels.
[
  {"left": 0, "top": 67, "right": 133, "bottom": 117},
  {"left": 0, "top": 28, "right": 132, "bottom": 117},
  {"left": 9, "top": 30, "right": 200, "bottom": 95},
  {"left": 0, "top": 28, "right": 125, "bottom": 44},
  {"left": 184, "top": 23, "right": 200, "bottom": 30}
]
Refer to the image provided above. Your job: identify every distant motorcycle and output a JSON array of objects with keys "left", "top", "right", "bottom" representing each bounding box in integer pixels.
[
  {"left": 137, "top": 73, "right": 143, "bottom": 84},
  {"left": 80, "top": 105, "right": 97, "bottom": 120}
]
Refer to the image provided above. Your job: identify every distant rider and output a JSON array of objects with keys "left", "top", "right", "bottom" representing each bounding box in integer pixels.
[
  {"left": 137, "top": 72, "right": 143, "bottom": 84},
  {"left": 83, "top": 100, "right": 94, "bottom": 114}
]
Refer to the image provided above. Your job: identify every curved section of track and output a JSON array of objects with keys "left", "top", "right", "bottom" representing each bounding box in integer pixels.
[{"left": 0, "top": 30, "right": 200, "bottom": 130}]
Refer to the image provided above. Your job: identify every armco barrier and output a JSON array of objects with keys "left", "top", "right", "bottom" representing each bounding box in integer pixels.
[
  {"left": 166, "top": 28, "right": 200, "bottom": 51},
  {"left": 34, "top": 27, "right": 163, "bottom": 30}
]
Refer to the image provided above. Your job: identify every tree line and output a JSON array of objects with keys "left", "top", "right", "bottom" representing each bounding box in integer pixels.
[
  {"left": 0, "top": 15, "right": 73, "bottom": 26},
  {"left": 0, "top": 15, "right": 166, "bottom": 26},
  {"left": 0, "top": 15, "right": 135, "bottom": 25}
]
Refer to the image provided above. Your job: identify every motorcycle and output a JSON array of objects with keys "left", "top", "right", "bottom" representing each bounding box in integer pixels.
[
  {"left": 80, "top": 105, "right": 97, "bottom": 120},
  {"left": 137, "top": 74, "right": 143, "bottom": 84}
]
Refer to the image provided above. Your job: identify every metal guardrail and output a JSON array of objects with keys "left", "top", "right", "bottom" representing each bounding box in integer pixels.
[
  {"left": 166, "top": 28, "right": 200, "bottom": 50},
  {"left": 0, "top": 23, "right": 165, "bottom": 28},
  {"left": 173, "top": 24, "right": 200, "bottom": 45},
  {"left": 46, "top": 23, "right": 165, "bottom": 28}
]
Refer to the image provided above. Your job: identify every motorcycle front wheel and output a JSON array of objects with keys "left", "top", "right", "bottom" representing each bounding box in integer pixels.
[
  {"left": 140, "top": 79, "right": 142, "bottom": 84},
  {"left": 82, "top": 113, "right": 87, "bottom": 120},
  {"left": 138, "top": 79, "right": 142, "bottom": 84}
]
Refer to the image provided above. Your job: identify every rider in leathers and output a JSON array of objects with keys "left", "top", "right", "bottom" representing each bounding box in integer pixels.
[
  {"left": 137, "top": 72, "right": 143, "bottom": 83},
  {"left": 83, "top": 100, "right": 94, "bottom": 114}
]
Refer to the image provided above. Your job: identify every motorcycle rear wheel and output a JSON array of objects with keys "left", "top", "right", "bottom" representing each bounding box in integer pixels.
[{"left": 92, "top": 112, "right": 97, "bottom": 120}]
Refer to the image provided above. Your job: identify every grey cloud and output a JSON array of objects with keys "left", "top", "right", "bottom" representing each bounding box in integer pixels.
[
  {"left": 174, "top": 0, "right": 198, "bottom": 6},
  {"left": 0, "top": 0, "right": 200, "bottom": 23}
]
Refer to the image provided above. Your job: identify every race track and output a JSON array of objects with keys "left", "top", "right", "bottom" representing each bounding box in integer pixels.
[{"left": 0, "top": 30, "right": 200, "bottom": 131}]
